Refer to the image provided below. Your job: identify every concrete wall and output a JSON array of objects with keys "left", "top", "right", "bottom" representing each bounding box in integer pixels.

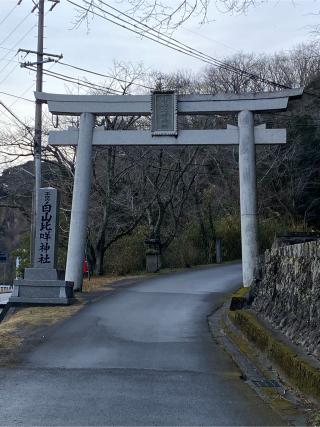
[{"left": 251, "top": 240, "right": 320, "bottom": 360}]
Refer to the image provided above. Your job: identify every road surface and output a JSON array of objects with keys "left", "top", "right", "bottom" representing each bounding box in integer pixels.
[
  {"left": 0, "top": 264, "right": 284, "bottom": 426},
  {"left": 0, "top": 292, "right": 11, "bottom": 306}
]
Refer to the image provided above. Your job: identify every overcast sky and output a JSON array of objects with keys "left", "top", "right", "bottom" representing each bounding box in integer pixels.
[{"left": 0, "top": 0, "right": 319, "bottom": 126}]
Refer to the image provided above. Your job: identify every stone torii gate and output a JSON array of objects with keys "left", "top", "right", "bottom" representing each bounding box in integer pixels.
[{"left": 36, "top": 88, "right": 303, "bottom": 291}]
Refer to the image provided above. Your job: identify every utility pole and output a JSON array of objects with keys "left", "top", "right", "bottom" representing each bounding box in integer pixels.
[
  {"left": 19, "top": 0, "right": 62, "bottom": 264},
  {"left": 34, "top": 0, "right": 44, "bottom": 252}
]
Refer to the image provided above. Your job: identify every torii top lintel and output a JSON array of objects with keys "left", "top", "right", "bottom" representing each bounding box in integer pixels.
[{"left": 35, "top": 88, "right": 303, "bottom": 116}]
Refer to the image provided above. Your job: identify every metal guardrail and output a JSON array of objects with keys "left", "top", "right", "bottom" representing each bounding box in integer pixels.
[{"left": 0, "top": 285, "right": 13, "bottom": 293}]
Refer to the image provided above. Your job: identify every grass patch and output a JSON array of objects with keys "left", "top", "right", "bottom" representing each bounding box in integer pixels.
[
  {"left": 229, "top": 309, "right": 320, "bottom": 401},
  {"left": 232, "top": 286, "right": 249, "bottom": 298},
  {"left": 82, "top": 273, "right": 147, "bottom": 292},
  {"left": 312, "top": 411, "right": 320, "bottom": 426},
  {"left": 0, "top": 300, "right": 84, "bottom": 366}
]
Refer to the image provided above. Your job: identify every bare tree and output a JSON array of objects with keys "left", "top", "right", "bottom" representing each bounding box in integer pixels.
[
  {"left": 143, "top": 147, "right": 199, "bottom": 250},
  {"left": 2, "top": 41, "right": 320, "bottom": 275},
  {"left": 73, "top": 0, "right": 211, "bottom": 31},
  {"left": 215, "top": 0, "right": 258, "bottom": 13}
]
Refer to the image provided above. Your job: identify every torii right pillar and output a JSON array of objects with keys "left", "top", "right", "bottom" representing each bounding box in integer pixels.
[{"left": 238, "top": 110, "right": 258, "bottom": 287}]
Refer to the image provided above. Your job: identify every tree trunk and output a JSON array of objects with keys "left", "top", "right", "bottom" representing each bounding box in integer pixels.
[
  {"left": 86, "top": 240, "right": 96, "bottom": 276},
  {"left": 194, "top": 191, "right": 210, "bottom": 262},
  {"left": 94, "top": 246, "right": 105, "bottom": 276}
]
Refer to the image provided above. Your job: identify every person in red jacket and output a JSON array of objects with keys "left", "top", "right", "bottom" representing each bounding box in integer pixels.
[{"left": 83, "top": 258, "right": 89, "bottom": 279}]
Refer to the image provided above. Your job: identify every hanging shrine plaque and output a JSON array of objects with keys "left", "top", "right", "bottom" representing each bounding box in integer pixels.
[{"left": 151, "top": 91, "right": 178, "bottom": 136}]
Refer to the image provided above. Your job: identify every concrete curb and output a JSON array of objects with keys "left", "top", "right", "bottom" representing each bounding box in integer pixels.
[
  {"left": 229, "top": 308, "right": 320, "bottom": 402},
  {"left": 208, "top": 301, "right": 311, "bottom": 426}
]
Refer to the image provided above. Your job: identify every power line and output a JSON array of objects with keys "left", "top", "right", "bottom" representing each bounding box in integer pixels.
[
  {"left": 0, "top": 63, "right": 19, "bottom": 85},
  {"left": 0, "top": 8, "right": 48, "bottom": 65},
  {"left": 76, "top": 0, "right": 291, "bottom": 91},
  {"left": 95, "top": 0, "right": 226, "bottom": 65},
  {"left": 25, "top": 65, "right": 123, "bottom": 94},
  {"left": 67, "top": 1, "right": 218, "bottom": 67},
  {"left": 9, "top": 60, "right": 58, "bottom": 108},
  {"left": 87, "top": 0, "right": 320, "bottom": 100},
  {"left": 0, "top": 107, "right": 17, "bottom": 125},
  {"left": 182, "top": 27, "right": 239, "bottom": 54},
  {"left": 0, "top": 91, "right": 33, "bottom": 103},
  {"left": 0, "top": 46, "right": 16, "bottom": 52},
  {"left": 0, "top": 99, "right": 32, "bottom": 135},
  {"left": 9, "top": 84, "right": 35, "bottom": 107},
  {"left": 0, "top": 57, "right": 19, "bottom": 64},
  {"left": 0, "top": 56, "right": 18, "bottom": 74},
  {"left": 0, "top": 23, "right": 37, "bottom": 71},
  {"left": 0, "top": 3, "right": 18, "bottom": 26},
  {"left": 58, "top": 61, "right": 153, "bottom": 90},
  {"left": 0, "top": 11, "right": 32, "bottom": 46}
]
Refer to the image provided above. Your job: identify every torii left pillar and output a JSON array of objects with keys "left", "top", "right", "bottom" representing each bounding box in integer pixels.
[{"left": 65, "top": 113, "right": 95, "bottom": 291}]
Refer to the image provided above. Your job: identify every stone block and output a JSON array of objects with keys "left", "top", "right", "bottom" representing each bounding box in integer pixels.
[
  {"left": 251, "top": 241, "right": 320, "bottom": 360},
  {"left": 10, "top": 278, "right": 74, "bottom": 305},
  {"left": 146, "top": 253, "right": 160, "bottom": 273},
  {"left": 24, "top": 268, "right": 65, "bottom": 280},
  {"left": 230, "top": 296, "right": 247, "bottom": 311},
  {"left": 264, "top": 250, "right": 271, "bottom": 263},
  {"left": 294, "top": 244, "right": 302, "bottom": 258}
]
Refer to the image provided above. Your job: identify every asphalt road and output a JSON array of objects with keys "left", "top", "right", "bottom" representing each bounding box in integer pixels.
[
  {"left": 0, "top": 292, "right": 11, "bottom": 306},
  {"left": 0, "top": 264, "right": 285, "bottom": 426}
]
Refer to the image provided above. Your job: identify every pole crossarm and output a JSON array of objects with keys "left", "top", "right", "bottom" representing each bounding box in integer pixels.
[
  {"left": 36, "top": 88, "right": 303, "bottom": 116},
  {"left": 49, "top": 127, "right": 286, "bottom": 146}
]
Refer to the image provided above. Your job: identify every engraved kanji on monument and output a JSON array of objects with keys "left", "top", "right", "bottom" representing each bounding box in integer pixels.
[
  {"left": 10, "top": 187, "right": 74, "bottom": 305},
  {"left": 35, "top": 188, "right": 58, "bottom": 269}
]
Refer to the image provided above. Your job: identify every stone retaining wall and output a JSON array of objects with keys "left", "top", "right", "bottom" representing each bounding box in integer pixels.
[{"left": 251, "top": 240, "right": 320, "bottom": 360}]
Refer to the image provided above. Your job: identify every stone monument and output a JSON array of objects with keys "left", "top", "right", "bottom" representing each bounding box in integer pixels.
[
  {"left": 145, "top": 237, "right": 161, "bottom": 273},
  {"left": 10, "top": 187, "right": 74, "bottom": 305},
  {"left": 215, "top": 238, "right": 222, "bottom": 264}
]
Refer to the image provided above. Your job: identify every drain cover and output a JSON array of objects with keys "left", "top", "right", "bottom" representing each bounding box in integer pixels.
[{"left": 251, "top": 379, "right": 280, "bottom": 388}]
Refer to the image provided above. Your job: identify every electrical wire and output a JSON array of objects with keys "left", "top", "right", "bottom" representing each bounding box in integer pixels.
[
  {"left": 0, "top": 91, "right": 33, "bottom": 103},
  {"left": 0, "top": 11, "right": 32, "bottom": 46},
  {"left": 95, "top": 0, "right": 227, "bottom": 65},
  {"left": 0, "top": 22, "right": 37, "bottom": 71},
  {"left": 58, "top": 61, "right": 153, "bottom": 90},
  {"left": 9, "top": 83, "right": 37, "bottom": 106},
  {"left": 67, "top": 1, "right": 223, "bottom": 68},
  {"left": 0, "top": 46, "right": 15, "bottom": 52},
  {"left": 0, "top": 99, "right": 32, "bottom": 135},
  {"left": 9, "top": 59, "right": 60, "bottom": 108},
  {"left": 73, "top": 0, "right": 291, "bottom": 91},
  {"left": 0, "top": 57, "right": 19, "bottom": 64},
  {"left": 93, "top": 1, "right": 320, "bottom": 101},
  {"left": 25, "top": 65, "right": 123, "bottom": 94},
  {"left": 88, "top": 1, "right": 320, "bottom": 100},
  {"left": 0, "top": 62, "right": 19, "bottom": 85},
  {"left": 0, "top": 8, "right": 47, "bottom": 65},
  {"left": 0, "top": 56, "right": 18, "bottom": 74},
  {"left": 0, "top": 3, "right": 18, "bottom": 26}
]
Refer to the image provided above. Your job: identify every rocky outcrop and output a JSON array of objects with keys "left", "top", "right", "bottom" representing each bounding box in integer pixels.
[{"left": 251, "top": 240, "right": 320, "bottom": 360}]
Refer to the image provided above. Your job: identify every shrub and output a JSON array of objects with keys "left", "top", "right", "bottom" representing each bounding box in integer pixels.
[
  {"left": 215, "top": 214, "right": 242, "bottom": 261},
  {"left": 104, "top": 226, "right": 148, "bottom": 275}
]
